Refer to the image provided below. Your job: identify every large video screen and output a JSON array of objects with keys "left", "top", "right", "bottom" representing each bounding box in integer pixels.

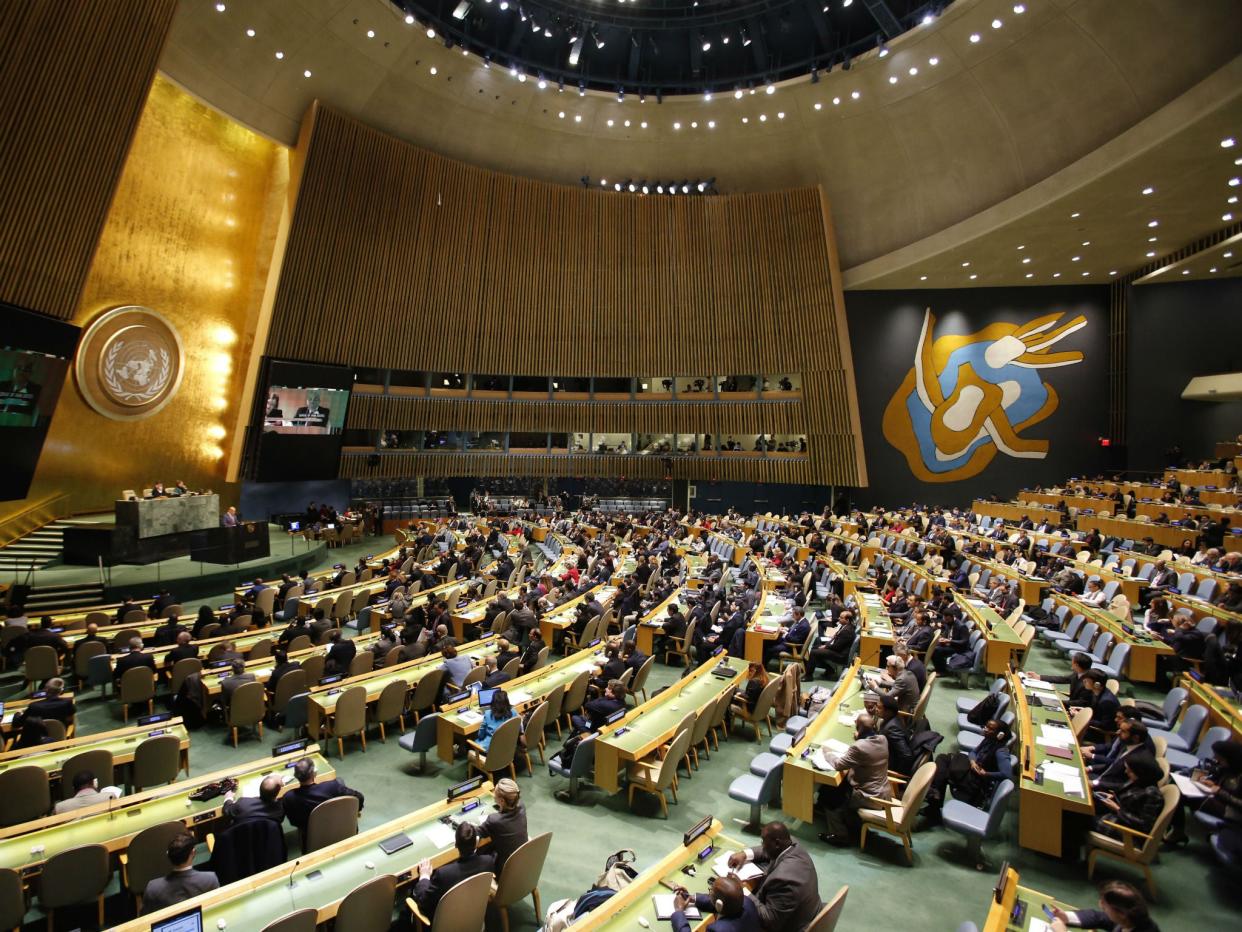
[
  {"left": 0, "top": 304, "right": 80, "bottom": 500},
  {"left": 252, "top": 359, "right": 352, "bottom": 482},
  {"left": 262, "top": 386, "right": 349, "bottom": 435}
]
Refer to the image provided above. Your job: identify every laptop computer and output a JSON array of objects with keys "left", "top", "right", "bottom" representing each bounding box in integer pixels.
[
  {"left": 476, "top": 687, "right": 497, "bottom": 709},
  {"left": 151, "top": 906, "right": 203, "bottom": 932}
]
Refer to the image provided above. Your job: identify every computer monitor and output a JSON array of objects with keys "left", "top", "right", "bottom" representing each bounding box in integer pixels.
[
  {"left": 289, "top": 520, "right": 301, "bottom": 531},
  {"left": 151, "top": 906, "right": 203, "bottom": 932},
  {"left": 476, "top": 687, "right": 497, "bottom": 709}
]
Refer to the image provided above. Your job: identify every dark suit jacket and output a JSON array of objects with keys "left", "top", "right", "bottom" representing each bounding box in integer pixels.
[
  {"left": 325, "top": 639, "right": 356, "bottom": 672},
  {"left": 267, "top": 661, "right": 301, "bottom": 694},
  {"left": 751, "top": 843, "right": 823, "bottom": 931},
  {"left": 223, "top": 795, "right": 285, "bottom": 825},
  {"left": 114, "top": 650, "right": 156, "bottom": 682},
  {"left": 281, "top": 778, "right": 364, "bottom": 832},
  {"left": 22, "top": 696, "right": 75, "bottom": 725},
  {"left": 414, "top": 850, "right": 496, "bottom": 917},
  {"left": 141, "top": 868, "right": 219, "bottom": 915},
  {"left": 1088, "top": 688, "right": 1121, "bottom": 731},
  {"left": 478, "top": 804, "right": 528, "bottom": 873},
  {"left": 164, "top": 644, "right": 199, "bottom": 668}
]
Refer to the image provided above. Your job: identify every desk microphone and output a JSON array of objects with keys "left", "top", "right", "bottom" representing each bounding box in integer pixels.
[{"left": 286, "top": 857, "right": 303, "bottom": 889}]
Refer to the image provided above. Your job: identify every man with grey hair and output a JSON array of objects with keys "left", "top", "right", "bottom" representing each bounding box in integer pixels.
[
  {"left": 867, "top": 654, "right": 919, "bottom": 713},
  {"left": 114, "top": 636, "right": 155, "bottom": 683},
  {"left": 281, "top": 757, "right": 364, "bottom": 835},
  {"left": 220, "top": 658, "right": 256, "bottom": 703}
]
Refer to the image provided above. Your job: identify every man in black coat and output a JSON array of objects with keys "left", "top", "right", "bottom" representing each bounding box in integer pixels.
[
  {"left": 725, "top": 822, "right": 822, "bottom": 931},
  {"left": 19, "top": 676, "right": 75, "bottom": 726},
  {"left": 222, "top": 775, "right": 286, "bottom": 826},
  {"left": 413, "top": 822, "right": 495, "bottom": 920},
  {"left": 114, "top": 638, "right": 156, "bottom": 683},
  {"left": 266, "top": 650, "right": 302, "bottom": 696},
  {"left": 324, "top": 629, "right": 356, "bottom": 675},
  {"left": 280, "top": 758, "right": 364, "bottom": 834}
]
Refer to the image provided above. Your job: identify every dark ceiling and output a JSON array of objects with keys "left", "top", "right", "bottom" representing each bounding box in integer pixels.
[{"left": 391, "top": 0, "right": 941, "bottom": 95}]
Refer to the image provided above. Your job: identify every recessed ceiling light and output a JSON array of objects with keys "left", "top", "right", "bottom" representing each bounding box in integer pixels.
[
  {"left": 969, "top": 33, "right": 981, "bottom": 43},
  {"left": 851, "top": 90, "right": 861, "bottom": 99},
  {"left": 777, "top": 112, "right": 785, "bottom": 119},
  {"left": 1022, "top": 257, "right": 1031, "bottom": 264},
  {"left": 366, "top": 29, "right": 375, "bottom": 38},
  {"left": 920, "top": 275, "right": 928, "bottom": 281},
  {"left": 889, "top": 76, "right": 898, "bottom": 84},
  {"left": 303, "top": 69, "right": 312, "bottom": 78},
  {"left": 992, "top": 18, "right": 1003, "bottom": 29},
  {"left": 537, "top": 78, "right": 547, "bottom": 89},
  {"left": 1141, "top": 186, "right": 1154, "bottom": 195},
  {"left": 215, "top": 2, "right": 226, "bottom": 11},
  {"left": 426, "top": 27, "right": 436, "bottom": 38},
  {"left": 1222, "top": 137, "right": 1236, "bottom": 148},
  {"left": 969, "top": 273, "right": 978, "bottom": 280},
  {"left": 759, "top": 114, "right": 767, "bottom": 122},
  {"left": 1229, "top": 177, "right": 1240, "bottom": 187},
  {"left": 1071, "top": 212, "right": 1080, "bottom": 218},
  {"left": 245, "top": 27, "right": 255, "bottom": 37},
  {"left": 1013, "top": 3, "right": 1026, "bottom": 12},
  {"left": 1225, "top": 251, "right": 1234, "bottom": 258},
  {"left": 405, "top": 13, "right": 415, "bottom": 24},
  {"left": 1017, "top": 244, "right": 1025, "bottom": 250},
  {"left": 607, "top": 119, "right": 614, "bottom": 126},
  {"left": 928, "top": 57, "right": 939, "bottom": 66},
  {"left": 1182, "top": 269, "right": 1190, "bottom": 275},
  {"left": 1210, "top": 267, "right": 1218, "bottom": 273},
  {"left": 557, "top": 111, "right": 564, "bottom": 119},
  {"left": 832, "top": 96, "right": 841, "bottom": 105},
  {"left": 1081, "top": 272, "right": 1090, "bottom": 277},
  {"left": 814, "top": 102, "right": 822, "bottom": 110},
  {"left": 429, "top": 66, "right": 437, "bottom": 75},
  {"left": 734, "top": 89, "right": 744, "bottom": 99},
  {"left": 1071, "top": 256, "right": 1080, "bottom": 262},
  {"left": 1081, "top": 240, "right": 1090, "bottom": 246},
  {"left": 742, "top": 117, "right": 749, "bottom": 124},
  {"left": 1224, "top": 213, "right": 1235, "bottom": 222},
  {"left": 1146, "top": 251, "right": 1156, "bottom": 258},
  {"left": 1230, "top": 196, "right": 1239, "bottom": 204},
  {"left": 961, "top": 261, "right": 971, "bottom": 267},
  {"left": 274, "top": 51, "right": 283, "bottom": 59},
  {"left": 1147, "top": 220, "right": 1158, "bottom": 227},
  {"left": 908, "top": 67, "right": 918, "bottom": 76},
  {"left": 640, "top": 121, "right": 647, "bottom": 128},
  {"left": 1025, "top": 272, "right": 1034, "bottom": 279},
  {"left": 766, "top": 84, "right": 775, "bottom": 95},
  {"left": 1148, "top": 236, "right": 1158, "bottom": 242},
  {"left": 1052, "top": 272, "right": 1061, "bottom": 278},
  {"left": 1109, "top": 270, "right": 1118, "bottom": 276},
  {"left": 624, "top": 119, "right": 631, "bottom": 126}
]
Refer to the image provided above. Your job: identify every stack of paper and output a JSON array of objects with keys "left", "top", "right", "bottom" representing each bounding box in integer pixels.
[
  {"left": 457, "top": 710, "right": 484, "bottom": 725},
  {"left": 711, "top": 853, "right": 764, "bottom": 881},
  {"left": 822, "top": 738, "right": 851, "bottom": 756},
  {"left": 1039, "top": 761, "right": 1085, "bottom": 795},
  {"left": 1036, "top": 724, "right": 1074, "bottom": 749},
  {"left": 424, "top": 821, "right": 456, "bottom": 849}
]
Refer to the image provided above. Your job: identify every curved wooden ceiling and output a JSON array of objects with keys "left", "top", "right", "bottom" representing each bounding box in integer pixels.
[{"left": 161, "top": 0, "right": 1242, "bottom": 276}]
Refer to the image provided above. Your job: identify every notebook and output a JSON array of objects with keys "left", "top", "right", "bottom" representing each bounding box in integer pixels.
[{"left": 652, "top": 895, "right": 700, "bottom": 920}]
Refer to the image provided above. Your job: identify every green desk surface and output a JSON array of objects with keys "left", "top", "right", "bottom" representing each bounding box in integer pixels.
[
  {"left": 0, "top": 752, "right": 333, "bottom": 872},
  {"left": 1017, "top": 684, "right": 1092, "bottom": 805},
  {"left": 586, "top": 831, "right": 748, "bottom": 930},
  {"left": 310, "top": 637, "right": 498, "bottom": 712},
  {"left": 455, "top": 587, "right": 522, "bottom": 623},
  {"left": 957, "top": 594, "right": 1025, "bottom": 646},
  {"left": 544, "top": 584, "right": 618, "bottom": 620},
  {"left": 0, "top": 721, "right": 188, "bottom": 777},
  {"left": 442, "top": 650, "right": 601, "bottom": 729},
  {"left": 786, "top": 664, "right": 881, "bottom": 777},
  {"left": 856, "top": 593, "right": 893, "bottom": 637},
  {"left": 1067, "top": 599, "right": 1171, "bottom": 650},
  {"left": 599, "top": 656, "right": 745, "bottom": 755},
  {"left": 639, "top": 589, "right": 694, "bottom": 631},
  {"left": 1001, "top": 885, "right": 1076, "bottom": 932}
]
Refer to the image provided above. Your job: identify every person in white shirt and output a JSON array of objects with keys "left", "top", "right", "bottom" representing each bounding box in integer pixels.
[{"left": 1079, "top": 579, "right": 1108, "bottom": 606}]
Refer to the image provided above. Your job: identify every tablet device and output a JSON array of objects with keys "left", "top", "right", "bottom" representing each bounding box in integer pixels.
[{"left": 151, "top": 906, "right": 203, "bottom": 932}]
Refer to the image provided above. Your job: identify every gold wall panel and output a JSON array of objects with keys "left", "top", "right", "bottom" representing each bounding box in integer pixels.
[
  {"left": 0, "top": 0, "right": 176, "bottom": 319},
  {"left": 268, "top": 104, "right": 865, "bottom": 486},
  {"left": 12, "top": 76, "right": 289, "bottom": 518}
]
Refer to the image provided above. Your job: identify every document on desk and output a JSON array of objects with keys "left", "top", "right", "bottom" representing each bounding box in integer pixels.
[
  {"left": 424, "top": 821, "right": 456, "bottom": 849},
  {"left": 1036, "top": 724, "right": 1074, "bottom": 748},
  {"left": 1172, "top": 773, "right": 1207, "bottom": 799},
  {"left": 509, "top": 691, "right": 533, "bottom": 706},
  {"left": 822, "top": 738, "right": 851, "bottom": 756},
  {"left": 711, "top": 853, "right": 764, "bottom": 882},
  {"left": 1028, "top": 919, "right": 1054, "bottom": 932},
  {"left": 653, "top": 895, "right": 700, "bottom": 920},
  {"left": 457, "top": 710, "right": 484, "bottom": 725}
]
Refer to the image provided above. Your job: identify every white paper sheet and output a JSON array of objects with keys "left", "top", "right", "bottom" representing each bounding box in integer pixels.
[
  {"left": 424, "top": 821, "right": 456, "bottom": 849},
  {"left": 1172, "top": 773, "right": 1207, "bottom": 799},
  {"left": 711, "top": 853, "right": 764, "bottom": 881}
]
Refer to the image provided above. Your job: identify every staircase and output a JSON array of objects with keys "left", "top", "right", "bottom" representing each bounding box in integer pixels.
[
  {"left": 0, "top": 520, "right": 71, "bottom": 571},
  {"left": 21, "top": 580, "right": 106, "bottom": 614}
]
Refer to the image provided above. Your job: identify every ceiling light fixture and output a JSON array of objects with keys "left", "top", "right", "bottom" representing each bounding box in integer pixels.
[
  {"left": 1014, "top": 4, "right": 1026, "bottom": 13},
  {"left": 1221, "top": 137, "right": 1236, "bottom": 148},
  {"left": 303, "top": 69, "right": 312, "bottom": 77},
  {"left": 1142, "top": 186, "right": 1154, "bottom": 195},
  {"left": 1148, "top": 220, "right": 1158, "bottom": 227},
  {"left": 274, "top": 50, "right": 283, "bottom": 59},
  {"left": 245, "top": 27, "right": 255, "bottom": 37},
  {"left": 969, "top": 33, "right": 981, "bottom": 43},
  {"left": 215, "top": 2, "right": 226, "bottom": 11},
  {"left": 928, "top": 56, "right": 939, "bottom": 66},
  {"left": 992, "top": 18, "right": 1003, "bottom": 29},
  {"left": 405, "top": 13, "right": 415, "bottom": 24}
]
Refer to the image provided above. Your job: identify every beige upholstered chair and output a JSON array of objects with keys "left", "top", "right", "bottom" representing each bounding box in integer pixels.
[
  {"left": 301, "top": 654, "right": 326, "bottom": 684},
  {"left": 335, "top": 873, "right": 396, "bottom": 932},
  {"left": 627, "top": 728, "right": 693, "bottom": 817},
  {"left": 370, "top": 678, "right": 410, "bottom": 742},
  {"left": 858, "top": 761, "right": 936, "bottom": 864},
  {"left": 305, "top": 795, "right": 360, "bottom": 853},
  {"left": 559, "top": 670, "right": 591, "bottom": 730},
  {"left": 408, "top": 869, "right": 493, "bottom": 931},
  {"left": 0, "top": 765, "right": 51, "bottom": 826},
  {"left": 460, "top": 664, "right": 487, "bottom": 689},
  {"left": 169, "top": 656, "right": 202, "bottom": 696},
  {"left": 491, "top": 832, "right": 553, "bottom": 932},
  {"left": 520, "top": 700, "right": 550, "bottom": 771},
  {"left": 227, "top": 680, "right": 267, "bottom": 747},
  {"left": 807, "top": 885, "right": 850, "bottom": 932},
  {"left": 23, "top": 645, "right": 60, "bottom": 689},
  {"left": 0, "top": 866, "right": 25, "bottom": 932},
  {"left": 60, "top": 748, "right": 114, "bottom": 799},
  {"left": 38, "top": 844, "right": 111, "bottom": 929},
  {"left": 260, "top": 908, "right": 319, "bottom": 932},
  {"left": 119, "top": 665, "right": 155, "bottom": 721},
  {"left": 628, "top": 655, "right": 655, "bottom": 705},
  {"left": 272, "top": 668, "right": 309, "bottom": 729},
  {"left": 409, "top": 668, "right": 445, "bottom": 723},
  {"left": 348, "top": 652, "right": 374, "bottom": 677},
  {"left": 732, "top": 678, "right": 780, "bottom": 742},
  {"left": 663, "top": 619, "right": 698, "bottom": 667},
  {"left": 133, "top": 734, "right": 183, "bottom": 790},
  {"left": 120, "top": 821, "right": 185, "bottom": 910},
  {"left": 249, "top": 637, "right": 274, "bottom": 661},
  {"left": 467, "top": 715, "right": 521, "bottom": 781},
  {"left": 328, "top": 685, "right": 368, "bottom": 756},
  {"left": 1085, "top": 784, "right": 1180, "bottom": 897}
]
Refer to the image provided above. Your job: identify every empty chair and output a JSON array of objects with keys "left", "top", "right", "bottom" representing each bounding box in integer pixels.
[
  {"left": 60, "top": 748, "right": 114, "bottom": 799},
  {"left": 272, "top": 668, "right": 309, "bottom": 729},
  {"left": 1165, "top": 725, "right": 1232, "bottom": 774},
  {"left": 398, "top": 713, "right": 443, "bottom": 774},
  {"left": 490, "top": 831, "right": 553, "bottom": 932},
  {"left": 1149, "top": 704, "right": 1208, "bottom": 753},
  {"left": 335, "top": 873, "right": 397, "bottom": 932},
  {"left": 0, "top": 867, "right": 24, "bottom": 931},
  {"left": 119, "top": 665, "right": 156, "bottom": 721},
  {"left": 806, "top": 886, "right": 850, "bottom": 932},
  {"left": 369, "top": 678, "right": 410, "bottom": 742},
  {"left": 301, "top": 654, "right": 326, "bottom": 684},
  {"left": 0, "top": 764, "right": 51, "bottom": 826},
  {"left": 942, "top": 779, "right": 1015, "bottom": 869},
  {"left": 120, "top": 820, "right": 185, "bottom": 910},
  {"left": 38, "top": 843, "right": 111, "bottom": 929},
  {"left": 261, "top": 908, "right": 320, "bottom": 932},
  {"left": 409, "top": 668, "right": 445, "bottom": 723},
  {"left": 560, "top": 670, "right": 591, "bottom": 730},
  {"left": 249, "top": 638, "right": 274, "bottom": 661},
  {"left": 227, "top": 680, "right": 267, "bottom": 747},
  {"left": 520, "top": 700, "right": 550, "bottom": 772},
  {"left": 857, "top": 761, "right": 937, "bottom": 865},
  {"left": 348, "top": 652, "right": 374, "bottom": 677},
  {"left": 1137, "top": 687, "right": 1187, "bottom": 731},
  {"left": 327, "top": 686, "right": 368, "bottom": 756},
  {"left": 727, "top": 757, "right": 785, "bottom": 830},
  {"left": 628, "top": 655, "right": 655, "bottom": 705},
  {"left": 548, "top": 733, "right": 596, "bottom": 801},
  {"left": 627, "top": 728, "right": 693, "bottom": 817},
  {"left": 305, "top": 795, "right": 360, "bottom": 853},
  {"left": 407, "top": 870, "right": 493, "bottom": 932},
  {"left": 133, "top": 734, "right": 183, "bottom": 790},
  {"left": 1091, "top": 642, "right": 1130, "bottom": 682}
]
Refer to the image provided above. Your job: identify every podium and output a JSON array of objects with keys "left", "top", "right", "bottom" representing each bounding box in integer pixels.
[{"left": 189, "top": 523, "right": 271, "bottom": 565}]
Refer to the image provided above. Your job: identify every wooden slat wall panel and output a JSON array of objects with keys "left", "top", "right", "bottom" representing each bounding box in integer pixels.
[
  {"left": 269, "top": 104, "right": 865, "bottom": 485},
  {"left": 0, "top": 0, "right": 176, "bottom": 319}
]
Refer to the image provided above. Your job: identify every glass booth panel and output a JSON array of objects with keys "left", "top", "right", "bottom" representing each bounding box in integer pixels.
[
  {"left": 637, "top": 376, "right": 673, "bottom": 400},
  {"left": 593, "top": 432, "right": 632, "bottom": 454}
]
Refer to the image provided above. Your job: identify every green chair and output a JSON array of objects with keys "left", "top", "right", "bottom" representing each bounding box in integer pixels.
[
  {"left": 38, "top": 843, "right": 111, "bottom": 930},
  {"left": 335, "top": 873, "right": 396, "bottom": 932},
  {"left": 133, "top": 734, "right": 183, "bottom": 791},
  {"left": 0, "top": 765, "right": 51, "bottom": 826},
  {"left": 227, "top": 680, "right": 267, "bottom": 747},
  {"left": 305, "top": 795, "right": 359, "bottom": 853},
  {"left": 120, "top": 821, "right": 185, "bottom": 911},
  {"left": 59, "top": 748, "right": 114, "bottom": 800}
]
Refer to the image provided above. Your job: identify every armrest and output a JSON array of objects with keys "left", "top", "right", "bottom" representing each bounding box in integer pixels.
[
  {"left": 406, "top": 896, "right": 430, "bottom": 927},
  {"left": 865, "top": 794, "right": 902, "bottom": 809},
  {"left": 466, "top": 739, "right": 487, "bottom": 754},
  {"left": 205, "top": 832, "right": 216, "bottom": 853},
  {"left": 1099, "top": 820, "right": 1153, "bottom": 842}
]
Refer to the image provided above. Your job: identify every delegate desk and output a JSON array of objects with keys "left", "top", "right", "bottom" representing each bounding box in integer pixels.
[
  {"left": 570, "top": 819, "right": 752, "bottom": 931},
  {"left": 121, "top": 780, "right": 496, "bottom": 932},
  {"left": 966, "top": 554, "right": 1047, "bottom": 607},
  {"left": 1166, "top": 467, "right": 1236, "bottom": 489},
  {"left": 705, "top": 531, "right": 747, "bottom": 566},
  {"left": 1075, "top": 514, "right": 1194, "bottom": 551},
  {"left": 1011, "top": 673, "right": 1093, "bottom": 857},
  {"left": 955, "top": 595, "right": 1026, "bottom": 675},
  {"left": 0, "top": 719, "right": 190, "bottom": 783},
  {"left": 436, "top": 647, "right": 601, "bottom": 762},
  {"left": 592, "top": 655, "right": 746, "bottom": 793},
  {"left": 982, "top": 866, "right": 1073, "bottom": 932},
  {"left": 540, "top": 584, "right": 618, "bottom": 646},
  {"left": 1049, "top": 593, "right": 1171, "bottom": 683},
  {"left": 451, "top": 585, "right": 523, "bottom": 639},
  {"left": 1181, "top": 673, "right": 1242, "bottom": 742},
  {"left": 782, "top": 661, "right": 874, "bottom": 822},
  {"left": 199, "top": 632, "right": 382, "bottom": 699},
  {"left": 855, "top": 592, "right": 894, "bottom": 667},
  {"left": 0, "top": 747, "right": 333, "bottom": 881},
  {"left": 635, "top": 588, "right": 695, "bottom": 658},
  {"left": 116, "top": 493, "right": 220, "bottom": 538},
  {"left": 973, "top": 500, "right": 1065, "bottom": 527},
  {"left": 1050, "top": 554, "right": 1148, "bottom": 605},
  {"left": 1134, "top": 500, "right": 1237, "bottom": 524},
  {"left": 744, "top": 591, "right": 793, "bottom": 663},
  {"left": 815, "top": 554, "right": 872, "bottom": 601},
  {"left": 0, "top": 691, "right": 76, "bottom": 744}
]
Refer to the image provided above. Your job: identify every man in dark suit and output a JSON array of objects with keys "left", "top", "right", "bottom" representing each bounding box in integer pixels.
[
  {"left": 149, "top": 590, "right": 176, "bottom": 619},
  {"left": 114, "top": 638, "right": 156, "bottom": 683},
  {"left": 150, "top": 614, "right": 185, "bottom": 648},
  {"left": 266, "top": 649, "right": 301, "bottom": 696},
  {"left": 73, "top": 622, "right": 107, "bottom": 663},
  {"left": 1042, "top": 651, "right": 1096, "bottom": 708},
  {"left": 164, "top": 631, "right": 199, "bottom": 671},
  {"left": 1082, "top": 670, "right": 1121, "bottom": 739},
  {"left": 280, "top": 758, "right": 364, "bottom": 835},
  {"left": 294, "top": 391, "right": 330, "bottom": 427},
  {"left": 19, "top": 677, "right": 75, "bottom": 726},
  {"left": 726, "top": 822, "right": 822, "bottom": 931},
  {"left": 572, "top": 679, "right": 626, "bottom": 733},
  {"left": 805, "top": 611, "right": 856, "bottom": 681},
  {"left": 308, "top": 609, "right": 334, "bottom": 644},
  {"left": 18, "top": 619, "right": 69, "bottom": 662},
  {"left": 324, "top": 629, "right": 356, "bottom": 675},
  {"left": 482, "top": 655, "right": 512, "bottom": 688},
  {"left": 672, "top": 875, "right": 760, "bottom": 932},
  {"left": 220, "top": 659, "right": 256, "bottom": 705},
  {"left": 413, "top": 822, "right": 495, "bottom": 920},
  {"left": 222, "top": 775, "right": 285, "bottom": 826},
  {"left": 140, "top": 832, "right": 219, "bottom": 915}
]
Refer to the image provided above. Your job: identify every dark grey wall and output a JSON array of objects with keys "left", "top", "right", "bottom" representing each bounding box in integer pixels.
[
  {"left": 1126, "top": 277, "right": 1242, "bottom": 471},
  {"left": 844, "top": 287, "right": 1111, "bottom": 508}
]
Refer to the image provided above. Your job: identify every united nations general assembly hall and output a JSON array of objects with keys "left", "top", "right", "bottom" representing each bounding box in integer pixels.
[{"left": 1, "top": 1, "right": 1240, "bottom": 930}]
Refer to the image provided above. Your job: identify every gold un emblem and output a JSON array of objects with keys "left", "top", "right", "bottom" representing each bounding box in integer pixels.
[{"left": 75, "top": 306, "right": 184, "bottom": 420}]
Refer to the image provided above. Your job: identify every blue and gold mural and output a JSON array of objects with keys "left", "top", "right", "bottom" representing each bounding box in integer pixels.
[{"left": 882, "top": 309, "right": 1087, "bottom": 483}]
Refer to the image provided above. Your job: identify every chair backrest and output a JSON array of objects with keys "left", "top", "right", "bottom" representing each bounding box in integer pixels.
[
  {"left": 896, "top": 761, "right": 937, "bottom": 830},
  {"left": 134, "top": 734, "right": 182, "bottom": 789},
  {"left": 39, "top": 843, "right": 111, "bottom": 910},
  {"left": 287, "top": 633, "right": 311, "bottom": 653},
  {"left": 334, "top": 873, "right": 397, "bottom": 932},
  {"left": 1195, "top": 726, "right": 1232, "bottom": 760},
  {"left": 429, "top": 870, "right": 493, "bottom": 932},
  {"left": 461, "top": 664, "right": 488, "bottom": 689},
  {"left": 1129, "top": 786, "right": 1182, "bottom": 865},
  {"left": 60, "top": 748, "right": 114, "bottom": 798},
  {"left": 535, "top": 645, "right": 550, "bottom": 669},
  {"left": 332, "top": 686, "right": 367, "bottom": 737},
  {"left": 169, "top": 656, "right": 203, "bottom": 695},
  {"left": 1177, "top": 705, "right": 1209, "bottom": 744},
  {"left": 348, "top": 652, "right": 374, "bottom": 677},
  {"left": 273, "top": 668, "right": 309, "bottom": 713},
  {"left": 806, "top": 885, "right": 849, "bottom": 932},
  {"left": 123, "top": 821, "right": 185, "bottom": 894},
  {"left": 631, "top": 655, "right": 655, "bottom": 695},
  {"left": 1070, "top": 706, "right": 1093, "bottom": 740},
  {"left": 983, "top": 779, "right": 1016, "bottom": 837},
  {"left": 410, "top": 668, "right": 446, "bottom": 713},
  {"left": 0, "top": 764, "right": 51, "bottom": 825},
  {"left": 493, "top": 831, "right": 553, "bottom": 908},
  {"left": 260, "top": 908, "right": 320, "bottom": 932},
  {"left": 228, "top": 680, "right": 267, "bottom": 728},
  {"left": 523, "top": 700, "right": 549, "bottom": 741},
  {"left": 24, "top": 644, "right": 59, "bottom": 681},
  {"left": 750, "top": 677, "right": 781, "bottom": 721},
  {"left": 562, "top": 669, "right": 591, "bottom": 715},
  {"left": 653, "top": 729, "right": 694, "bottom": 790},
  {"left": 120, "top": 664, "right": 155, "bottom": 702},
  {"left": 502, "top": 657, "right": 521, "bottom": 678},
  {"left": 0, "top": 867, "right": 24, "bottom": 930},
  {"left": 249, "top": 638, "right": 274, "bottom": 661},
  {"left": 481, "top": 715, "right": 522, "bottom": 772},
  {"left": 408, "top": 712, "right": 442, "bottom": 752},
  {"left": 74, "top": 640, "right": 107, "bottom": 678},
  {"left": 542, "top": 684, "right": 565, "bottom": 724},
  {"left": 305, "top": 795, "right": 360, "bottom": 852},
  {"left": 374, "top": 678, "right": 410, "bottom": 724},
  {"left": 301, "top": 655, "right": 326, "bottom": 683}
]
